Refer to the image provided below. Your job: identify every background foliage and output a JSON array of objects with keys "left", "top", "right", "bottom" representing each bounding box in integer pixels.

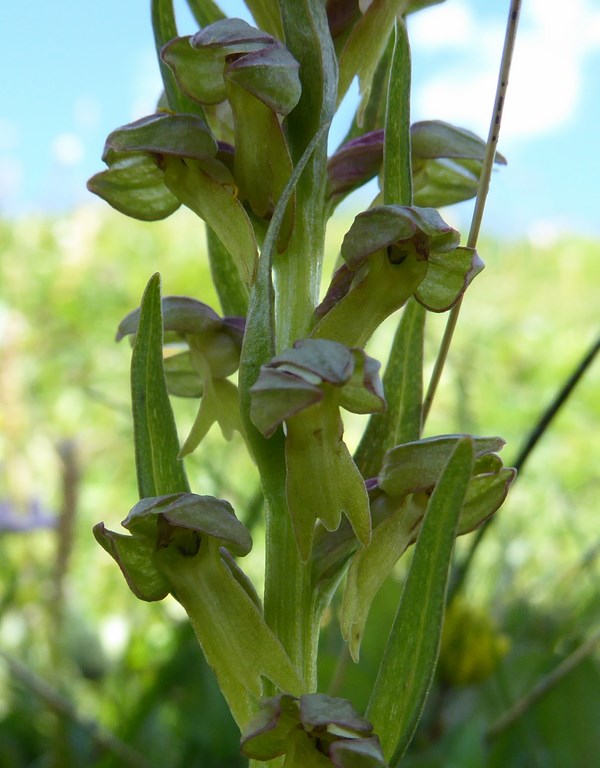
[{"left": 0, "top": 206, "right": 598, "bottom": 767}]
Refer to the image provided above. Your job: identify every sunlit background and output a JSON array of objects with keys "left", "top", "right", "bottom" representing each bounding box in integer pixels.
[{"left": 2, "top": 0, "right": 600, "bottom": 239}]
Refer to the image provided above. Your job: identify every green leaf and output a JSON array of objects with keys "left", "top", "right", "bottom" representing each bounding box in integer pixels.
[
  {"left": 354, "top": 297, "right": 425, "bottom": 480},
  {"left": 152, "top": 0, "right": 205, "bottom": 114},
  {"left": 184, "top": 0, "right": 225, "bottom": 27},
  {"left": 243, "top": 0, "right": 284, "bottom": 39},
  {"left": 130, "top": 273, "right": 190, "bottom": 497},
  {"left": 337, "top": 0, "right": 404, "bottom": 105},
  {"left": 205, "top": 225, "right": 250, "bottom": 316},
  {"left": 383, "top": 18, "right": 412, "bottom": 207},
  {"left": 162, "top": 156, "right": 258, "bottom": 285},
  {"left": 87, "top": 153, "right": 180, "bottom": 221},
  {"left": 367, "top": 437, "right": 474, "bottom": 763},
  {"left": 238, "top": 121, "right": 332, "bottom": 463},
  {"left": 341, "top": 494, "right": 422, "bottom": 662}
]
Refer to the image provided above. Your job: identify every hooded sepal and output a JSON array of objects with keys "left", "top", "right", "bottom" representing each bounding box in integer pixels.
[
  {"left": 313, "top": 206, "right": 467, "bottom": 347},
  {"left": 241, "top": 693, "right": 388, "bottom": 767},
  {"left": 87, "top": 112, "right": 217, "bottom": 221}
]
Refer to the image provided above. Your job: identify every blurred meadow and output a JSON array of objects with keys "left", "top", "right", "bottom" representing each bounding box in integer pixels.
[{"left": 0, "top": 205, "right": 598, "bottom": 767}]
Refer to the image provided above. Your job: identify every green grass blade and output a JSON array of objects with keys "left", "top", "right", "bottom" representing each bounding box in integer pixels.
[
  {"left": 367, "top": 436, "right": 474, "bottom": 764},
  {"left": 131, "top": 273, "right": 190, "bottom": 497}
]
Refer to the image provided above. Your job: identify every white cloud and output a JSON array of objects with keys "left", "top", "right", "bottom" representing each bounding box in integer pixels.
[
  {"left": 409, "top": 0, "right": 476, "bottom": 49},
  {"left": 129, "top": 48, "right": 163, "bottom": 120},
  {"left": 73, "top": 96, "right": 102, "bottom": 129},
  {"left": 411, "top": 0, "right": 600, "bottom": 142},
  {"left": 0, "top": 156, "right": 23, "bottom": 203},
  {"left": 52, "top": 133, "right": 85, "bottom": 166}
]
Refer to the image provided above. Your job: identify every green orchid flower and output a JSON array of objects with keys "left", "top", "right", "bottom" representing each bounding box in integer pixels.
[
  {"left": 94, "top": 492, "right": 303, "bottom": 728},
  {"left": 312, "top": 205, "right": 483, "bottom": 348},
  {"left": 250, "top": 338, "right": 385, "bottom": 560},
  {"left": 116, "top": 295, "right": 245, "bottom": 455},
  {"left": 241, "top": 693, "right": 388, "bottom": 767}
]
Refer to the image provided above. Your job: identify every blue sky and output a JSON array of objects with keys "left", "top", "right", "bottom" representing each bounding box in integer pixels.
[{"left": 1, "top": 0, "right": 599, "bottom": 240}]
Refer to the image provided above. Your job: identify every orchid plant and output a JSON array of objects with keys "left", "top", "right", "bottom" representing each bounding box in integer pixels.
[{"left": 88, "top": 1, "right": 519, "bottom": 765}]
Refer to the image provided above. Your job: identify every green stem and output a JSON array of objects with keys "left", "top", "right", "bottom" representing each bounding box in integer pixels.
[
  {"left": 423, "top": 0, "right": 522, "bottom": 423},
  {"left": 275, "top": 0, "right": 336, "bottom": 350},
  {"left": 263, "top": 477, "right": 319, "bottom": 690}
]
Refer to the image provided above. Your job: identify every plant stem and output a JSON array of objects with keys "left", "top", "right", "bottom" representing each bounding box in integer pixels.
[
  {"left": 422, "top": 0, "right": 522, "bottom": 423},
  {"left": 264, "top": 486, "right": 318, "bottom": 690}
]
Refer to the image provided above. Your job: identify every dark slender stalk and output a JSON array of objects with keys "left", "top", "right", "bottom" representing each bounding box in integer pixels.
[
  {"left": 0, "top": 650, "right": 152, "bottom": 768},
  {"left": 486, "top": 628, "right": 600, "bottom": 741},
  {"left": 423, "top": 0, "right": 522, "bottom": 423},
  {"left": 450, "top": 332, "right": 600, "bottom": 600}
]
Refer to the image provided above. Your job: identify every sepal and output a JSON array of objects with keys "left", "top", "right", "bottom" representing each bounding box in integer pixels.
[{"left": 241, "top": 694, "right": 388, "bottom": 767}]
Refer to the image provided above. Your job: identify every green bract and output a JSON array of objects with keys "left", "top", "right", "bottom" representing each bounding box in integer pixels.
[
  {"left": 250, "top": 338, "right": 385, "bottom": 559},
  {"left": 117, "top": 295, "right": 245, "bottom": 454},
  {"left": 241, "top": 693, "right": 388, "bottom": 767},
  {"left": 313, "top": 205, "right": 483, "bottom": 347}
]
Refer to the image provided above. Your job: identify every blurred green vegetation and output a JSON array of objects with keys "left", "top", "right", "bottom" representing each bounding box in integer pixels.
[{"left": 0, "top": 206, "right": 598, "bottom": 767}]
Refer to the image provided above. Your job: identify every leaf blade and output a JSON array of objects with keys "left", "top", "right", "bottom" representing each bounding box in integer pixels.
[
  {"left": 367, "top": 436, "right": 474, "bottom": 763},
  {"left": 130, "top": 273, "right": 190, "bottom": 497}
]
